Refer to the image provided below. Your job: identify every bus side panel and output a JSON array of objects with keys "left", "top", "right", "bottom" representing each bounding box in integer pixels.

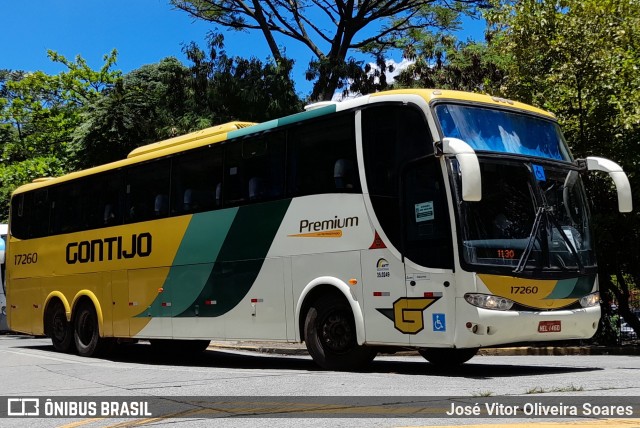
[
  {"left": 224, "top": 257, "right": 288, "bottom": 340},
  {"left": 8, "top": 278, "right": 42, "bottom": 335},
  {"left": 291, "top": 250, "right": 363, "bottom": 326},
  {"left": 360, "top": 248, "right": 409, "bottom": 346},
  {"left": 111, "top": 270, "right": 130, "bottom": 337},
  {"left": 42, "top": 273, "right": 110, "bottom": 335},
  {"left": 128, "top": 267, "right": 172, "bottom": 338}
]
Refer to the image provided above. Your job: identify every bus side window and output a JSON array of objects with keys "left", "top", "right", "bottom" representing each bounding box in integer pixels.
[
  {"left": 50, "top": 183, "right": 83, "bottom": 234},
  {"left": 172, "top": 146, "right": 222, "bottom": 214},
  {"left": 126, "top": 159, "right": 171, "bottom": 223},
  {"left": 10, "top": 194, "right": 28, "bottom": 239},
  {"left": 287, "top": 113, "right": 358, "bottom": 197},
  {"left": 31, "top": 189, "right": 50, "bottom": 238},
  {"left": 224, "top": 143, "right": 246, "bottom": 206},
  {"left": 334, "top": 158, "right": 356, "bottom": 190}
]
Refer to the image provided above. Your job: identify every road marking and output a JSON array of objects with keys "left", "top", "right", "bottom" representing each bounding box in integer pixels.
[
  {"left": 57, "top": 418, "right": 106, "bottom": 428},
  {"left": 405, "top": 420, "right": 640, "bottom": 428}
]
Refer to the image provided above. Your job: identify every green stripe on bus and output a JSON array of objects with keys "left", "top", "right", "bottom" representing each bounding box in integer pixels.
[
  {"left": 135, "top": 209, "right": 238, "bottom": 318},
  {"left": 138, "top": 199, "right": 292, "bottom": 318},
  {"left": 227, "top": 120, "right": 278, "bottom": 139},
  {"left": 177, "top": 199, "right": 292, "bottom": 317},
  {"left": 545, "top": 275, "right": 595, "bottom": 299},
  {"left": 174, "top": 209, "right": 239, "bottom": 266},
  {"left": 277, "top": 105, "right": 336, "bottom": 127}
]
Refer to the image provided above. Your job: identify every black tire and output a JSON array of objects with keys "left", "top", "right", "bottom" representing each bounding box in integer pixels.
[
  {"left": 304, "top": 294, "right": 376, "bottom": 371},
  {"left": 150, "top": 339, "right": 210, "bottom": 354},
  {"left": 45, "top": 300, "right": 73, "bottom": 353},
  {"left": 418, "top": 347, "right": 479, "bottom": 367},
  {"left": 73, "top": 302, "right": 107, "bottom": 357}
]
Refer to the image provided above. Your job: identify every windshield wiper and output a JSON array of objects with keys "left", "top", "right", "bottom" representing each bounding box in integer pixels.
[
  {"left": 514, "top": 206, "right": 545, "bottom": 273},
  {"left": 546, "top": 213, "right": 586, "bottom": 274},
  {"left": 514, "top": 204, "right": 586, "bottom": 274}
]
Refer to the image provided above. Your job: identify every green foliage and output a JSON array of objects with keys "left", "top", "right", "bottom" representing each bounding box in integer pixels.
[
  {"left": 0, "top": 157, "right": 65, "bottom": 222},
  {"left": 70, "top": 33, "right": 302, "bottom": 168},
  {"left": 69, "top": 57, "right": 192, "bottom": 168},
  {"left": 171, "top": 0, "right": 490, "bottom": 100},
  {"left": 392, "top": 31, "right": 507, "bottom": 92},
  {"left": 0, "top": 51, "right": 121, "bottom": 220}
]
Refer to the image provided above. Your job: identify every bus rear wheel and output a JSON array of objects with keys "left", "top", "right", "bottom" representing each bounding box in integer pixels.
[
  {"left": 304, "top": 294, "right": 376, "bottom": 371},
  {"left": 45, "top": 300, "right": 73, "bottom": 353},
  {"left": 418, "top": 347, "right": 479, "bottom": 367},
  {"left": 73, "top": 302, "right": 108, "bottom": 357}
]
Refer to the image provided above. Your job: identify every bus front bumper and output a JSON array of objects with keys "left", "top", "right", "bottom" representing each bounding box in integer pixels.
[{"left": 454, "top": 300, "right": 601, "bottom": 348}]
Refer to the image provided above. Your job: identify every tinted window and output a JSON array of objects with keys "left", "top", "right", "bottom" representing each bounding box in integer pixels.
[
  {"left": 172, "top": 146, "right": 223, "bottom": 214},
  {"left": 402, "top": 157, "right": 453, "bottom": 268},
  {"left": 287, "top": 113, "right": 359, "bottom": 197},
  {"left": 50, "top": 182, "right": 83, "bottom": 234},
  {"left": 85, "top": 172, "right": 125, "bottom": 228},
  {"left": 224, "top": 133, "right": 286, "bottom": 206},
  {"left": 125, "top": 159, "right": 171, "bottom": 223},
  {"left": 362, "top": 104, "right": 434, "bottom": 252}
]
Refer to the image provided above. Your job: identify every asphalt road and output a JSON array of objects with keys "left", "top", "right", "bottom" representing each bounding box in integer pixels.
[{"left": 0, "top": 335, "right": 638, "bottom": 428}]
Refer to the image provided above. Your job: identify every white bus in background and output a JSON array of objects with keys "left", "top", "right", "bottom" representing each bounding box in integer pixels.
[{"left": 0, "top": 223, "right": 8, "bottom": 332}]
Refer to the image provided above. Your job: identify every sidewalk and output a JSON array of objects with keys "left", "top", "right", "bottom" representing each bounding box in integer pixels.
[{"left": 208, "top": 341, "right": 640, "bottom": 356}]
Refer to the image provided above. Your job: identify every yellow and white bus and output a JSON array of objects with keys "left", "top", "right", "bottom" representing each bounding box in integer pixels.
[{"left": 6, "top": 89, "right": 632, "bottom": 369}]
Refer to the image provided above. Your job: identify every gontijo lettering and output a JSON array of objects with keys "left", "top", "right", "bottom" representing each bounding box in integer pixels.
[{"left": 66, "top": 232, "right": 152, "bottom": 264}]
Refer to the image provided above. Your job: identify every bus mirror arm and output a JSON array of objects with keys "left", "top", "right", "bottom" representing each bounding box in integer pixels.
[
  {"left": 441, "top": 138, "right": 482, "bottom": 202},
  {"left": 582, "top": 157, "right": 633, "bottom": 213}
]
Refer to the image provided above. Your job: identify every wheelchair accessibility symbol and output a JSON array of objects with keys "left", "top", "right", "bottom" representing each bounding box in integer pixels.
[
  {"left": 532, "top": 164, "right": 546, "bottom": 182},
  {"left": 432, "top": 314, "right": 446, "bottom": 332}
]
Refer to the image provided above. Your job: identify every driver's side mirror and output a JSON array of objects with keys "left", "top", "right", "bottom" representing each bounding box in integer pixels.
[{"left": 442, "top": 138, "right": 482, "bottom": 202}]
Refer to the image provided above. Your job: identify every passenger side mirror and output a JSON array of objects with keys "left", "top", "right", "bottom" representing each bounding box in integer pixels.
[{"left": 584, "top": 157, "right": 633, "bottom": 212}]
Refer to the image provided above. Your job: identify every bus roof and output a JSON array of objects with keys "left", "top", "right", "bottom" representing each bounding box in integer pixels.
[
  {"left": 370, "top": 89, "right": 555, "bottom": 119},
  {"left": 12, "top": 89, "right": 555, "bottom": 195}
]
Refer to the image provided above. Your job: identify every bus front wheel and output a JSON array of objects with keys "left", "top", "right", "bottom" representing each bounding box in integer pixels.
[
  {"left": 45, "top": 300, "right": 73, "bottom": 353},
  {"left": 73, "top": 302, "right": 107, "bottom": 357},
  {"left": 418, "top": 347, "right": 479, "bottom": 367},
  {"left": 304, "top": 294, "right": 376, "bottom": 371}
]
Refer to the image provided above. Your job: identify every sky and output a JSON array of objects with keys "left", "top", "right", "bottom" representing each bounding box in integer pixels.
[{"left": 1, "top": 0, "right": 486, "bottom": 97}]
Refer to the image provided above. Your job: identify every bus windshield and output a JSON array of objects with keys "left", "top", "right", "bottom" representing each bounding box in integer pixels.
[
  {"left": 435, "top": 104, "right": 572, "bottom": 161},
  {"left": 449, "top": 158, "right": 596, "bottom": 273}
]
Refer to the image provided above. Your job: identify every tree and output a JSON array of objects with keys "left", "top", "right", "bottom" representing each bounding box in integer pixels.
[
  {"left": 69, "top": 57, "right": 192, "bottom": 168},
  {"left": 392, "top": 31, "right": 507, "bottom": 92},
  {"left": 0, "top": 50, "right": 120, "bottom": 220},
  {"left": 171, "top": 0, "right": 490, "bottom": 100},
  {"left": 71, "top": 33, "right": 302, "bottom": 168},
  {"left": 486, "top": 0, "right": 640, "bottom": 340}
]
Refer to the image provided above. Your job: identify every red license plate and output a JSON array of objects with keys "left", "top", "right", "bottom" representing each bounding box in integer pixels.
[{"left": 538, "top": 320, "right": 561, "bottom": 333}]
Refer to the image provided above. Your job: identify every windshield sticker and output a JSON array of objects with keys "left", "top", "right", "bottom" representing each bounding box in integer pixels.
[
  {"left": 415, "top": 201, "right": 434, "bottom": 222},
  {"left": 532, "top": 164, "right": 546, "bottom": 181}
]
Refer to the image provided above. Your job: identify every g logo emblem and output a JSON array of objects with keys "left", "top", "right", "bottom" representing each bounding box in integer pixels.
[{"left": 377, "top": 296, "right": 442, "bottom": 334}]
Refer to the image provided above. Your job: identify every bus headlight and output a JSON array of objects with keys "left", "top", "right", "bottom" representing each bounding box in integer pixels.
[
  {"left": 579, "top": 292, "right": 600, "bottom": 308},
  {"left": 465, "top": 293, "right": 514, "bottom": 311}
]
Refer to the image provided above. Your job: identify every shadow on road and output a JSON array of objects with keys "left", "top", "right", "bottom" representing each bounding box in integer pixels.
[{"left": 18, "top": 339, "right": 603, "bottom": 379}]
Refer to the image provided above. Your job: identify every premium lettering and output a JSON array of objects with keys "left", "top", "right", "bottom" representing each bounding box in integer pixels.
[
  {"left": 66, "top": 233, "right": 152, "bottom": 264},
  {"left": 299, "top": 216, "right": 359, "bottom": 233}
]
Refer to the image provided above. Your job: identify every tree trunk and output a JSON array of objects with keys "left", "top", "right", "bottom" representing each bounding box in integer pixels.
[{"left": 613, "top": 271, "right": 640, "bottom": 338}]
